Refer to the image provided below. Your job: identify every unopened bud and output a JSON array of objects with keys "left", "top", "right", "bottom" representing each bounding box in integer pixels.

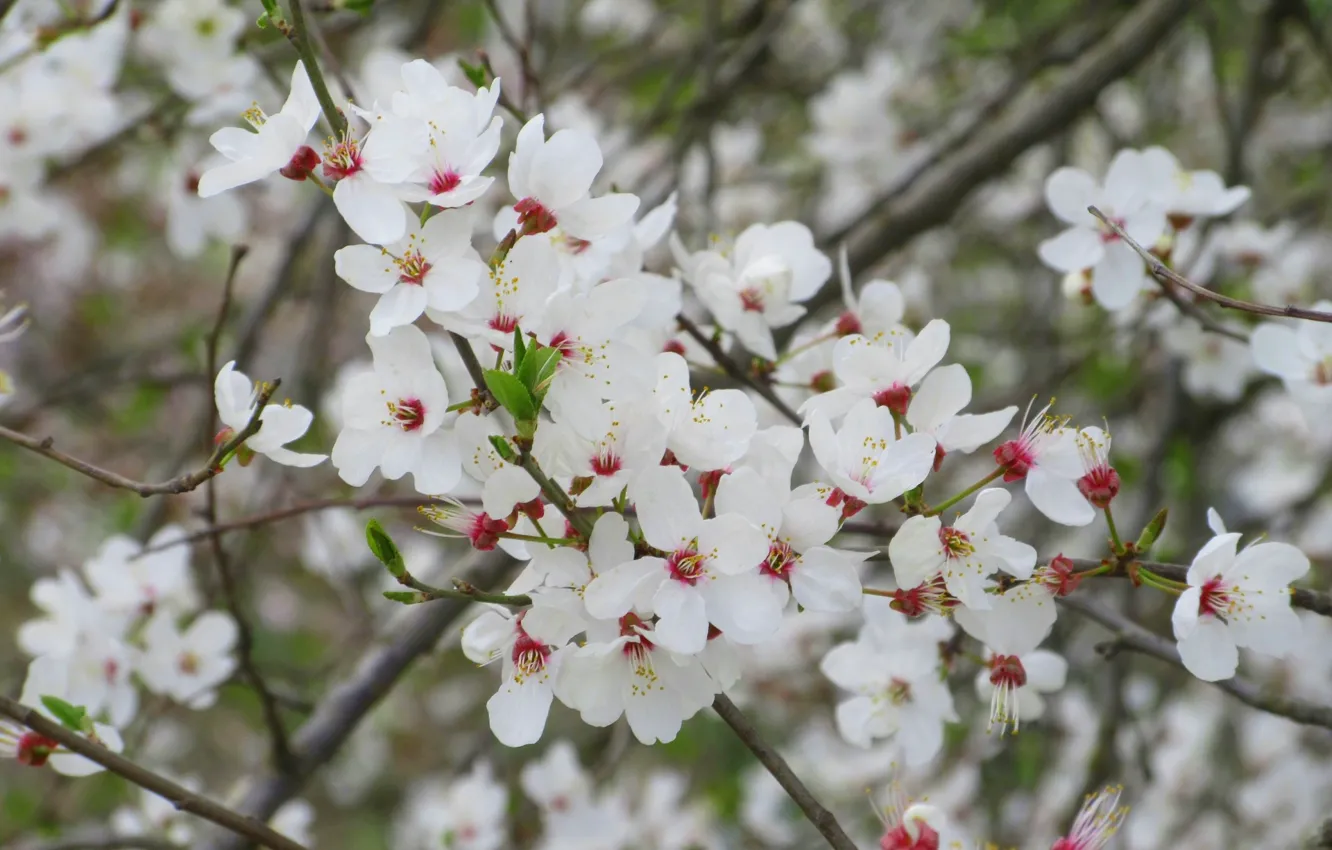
[
  {"left": 1136, "top": 508, "right": 1168, "bottom": 551},
  {"left": 279, "top": 145, "right": 321, "bottom": 181}
]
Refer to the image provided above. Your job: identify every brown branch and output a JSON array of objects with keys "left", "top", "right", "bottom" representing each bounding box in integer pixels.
[
  {"left": 1090, "top": 205, "right": 1332, "bottom": 323},
  {"left": 284, "top": 0, "right": 346, "bottom": 137},
  {"left": 828, "top": 0, "right": 1193, "bottom": 296},
  {"left": 201, "top": 552, "right": 508, "bottom": 850},
  {"left": 1060, "top": 594, "right": 1332, "bottom": 729},
  {"left": 0, "top": 382, "right": 278, "bottom": 497},
  {"left": 0, "top": 696, "right": 308, "bottom": 850},
  {"left": 677, "top": 315, "right": 801, "bottom": 426},
  {"left": 712, "top": 694, "right": 857, "bottom": 850}
]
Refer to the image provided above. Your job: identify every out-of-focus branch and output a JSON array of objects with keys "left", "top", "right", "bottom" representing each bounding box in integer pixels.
[
  {"left": 828, "top": 0, "right": 1194, "bottom": 296},
  {"left": 0, "top": 697, "right": 307, "bottom": 850},
  {"left": 201, "top": 552, "right": 505, "bottom": 850},
  {"left": 677, "top": 315, "right": 802, "bottom": 426},
  {"left": 1060, "top": 595, "right": 1332, "bottom": 730},
  {"left": 9, "top": 834, "right": 180, "bottom": 850},
  {"left": 1091, "top": 205, "right": 1332, "bottom": 323},
  {"left": 0, "top": 382, "right": 277, "bottom": 497},
  {"left": 284, "top": 0, "right": 346, "bottom": 137},
  {"left": 711, "top": 694, "right": 857, "bottom": 850}
]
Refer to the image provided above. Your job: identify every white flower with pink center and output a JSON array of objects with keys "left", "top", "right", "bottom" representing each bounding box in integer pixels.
[
  {"left": 196, "top": 61, "right": 321, "bottom": 198},
  {"left": 0, "top": 656, "right": 125, "bottom": 777},
  {"left": 1171, "top": 528, "right": 1309, "bottom": 682},
  {"left": 136, "top": 610, "right": 239, "bottom": 710},
  {"left": 431, "top": 235, "right": 562, "bottom": 349},
  {"left": 330, "top": 325, "right": 461, "bottom": 495},
  {"left": 714, "top": 467, "right": 866, "bottom": 613},
  {"left": 333, "top": 207, "right": 487, "bottom": 336},
  {"left": 214, "top": 361, "right": 326, "bottom": 468},
  {"left": 807, "top": 397, "right": 936, "bottom": 507},
  {"left": 533, "top": 401, "right": 667, "bottom": 508},
  {"left": 1251, "top": 302, "right": 1332, "bottom": 418},
  {"left": 507, "top": 113, "right": 640, "bottom": 241},
  {"left": 1052, "top": 785, "right": 1129, "bottom": 850},
  {"left": 652, "top": 352, "right": 758, "bottom": 471},
  {"left": 799, "top": 319, "right": 950, "bottom": 423},
  {"left": 903, "top": 363, "right": 1017, "bottom": 470},
  {"left": 462, "top": 603, "right": 586, "bottom": 747},
  {"left": 888, "top": 488, "right": 1036, "bottom": 610},
  {"left": 955, "top": 590, "right": 1062, "bottom": 734},
  {"left": 1036, "top": 148, "right": 1167, "bottom": 310},
  {"left": 553, "top": 612, "right": 718, "bottom": 745},
  {"left": 583, "top": 466, "right": 774, "bottom": 653},
  {"left": 991, "top": 403, "right": 1093, "bottom": 527}
]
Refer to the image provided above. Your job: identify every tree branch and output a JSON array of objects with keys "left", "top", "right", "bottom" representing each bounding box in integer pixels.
[
  {"left": 0, "top": 697, "right": 307, "bottom": 850},
  {"left": 711, "top": 694, "right": 857, "bottom": 850},
  {"left": 1066, "top": 556, "right": 1332, "bottom": 617},
  {"left": 284, "top": 0, "right": 346, "bottom": 137},
  {"left": 1091, "top": 205, "right": 1332, "bottom": 323},
  {"left": 1059, "top": 594, "right": 1332, "bottom": 730},
  {"left": 677, "top": 314, "right": 801, "bottom": 426},
  {"left": 201, "top": 552, "right": 507, "bottom": 850},
  {"left": 0, "top": 382, "right": 278, "bottom": 497}
]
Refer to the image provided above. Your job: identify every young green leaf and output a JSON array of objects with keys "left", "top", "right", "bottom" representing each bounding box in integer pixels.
[
  {"left": 457, "top": 59, "right": 488, "bottom": 89},
  {"left": 365, "top": 519, "right": 406, "bottom": 578},
  {"left": 488, "top": 434, "right": 519, "bottom": 463},
  {"left": 40, "top": 696, "right": 89, "bottom": 733},
  {"left": 512, "top": 326, "right": 527, "bottom": 368},
  {"left": 483, "top": 370, "right": 538, "bottom": 422},
  {"left": 383, "top": 590, "right": 429, "bottom": 604},
  {"left": 516, "top": 344, "right": 562, "bottom": 402}
]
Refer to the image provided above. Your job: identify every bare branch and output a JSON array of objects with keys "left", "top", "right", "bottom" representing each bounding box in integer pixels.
[
  {"left": 0, "top": 696, "right": 308, "bottom": 850},
  {"left": 1059, "top": 594, "right": 1332, "bottom": 730},
  {"left": 1090, "top": 205, "right": 1332, "bottom": 323},
  {"left": 711, "top": 694, "right": 857, "bottom": 850},
  {"left": 677, "top": 315, "right": 802, "bottom": 426},
  {"left": 0, "top": 381, "right": 279, "bottom": 497}
]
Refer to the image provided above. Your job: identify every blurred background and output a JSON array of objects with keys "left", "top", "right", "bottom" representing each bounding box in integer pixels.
[{"left": 1, "top": 0, "right": 1331, "bottom": 847}]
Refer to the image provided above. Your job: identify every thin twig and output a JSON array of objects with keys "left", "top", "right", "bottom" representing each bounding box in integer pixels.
[
  {"left": 391, "top": 571, "right": 531, "bottom": 607},
  {"left": 0, "top": 697, "right": 308, "bottom": 850},
  {"left": 1059, "top": 595, "right": 1332, "bottom": 730},
  {"left": 711, "top": 694, "right": 857, "bottom": 850},
  {"left": 1089, "top": 205, "right": 1332, "bottom": 324},
  {"left": 285, "top": 0, "right": 346, "bottom": 137},
  {"left": 677, "top": 315, "right": 802, "bottom": 426},
  {"left": 1065, "top": 557, "right": 1332, "bottom": 618},
  {"left": 0, "top": 383, "right": 278, "bottom": 497}
]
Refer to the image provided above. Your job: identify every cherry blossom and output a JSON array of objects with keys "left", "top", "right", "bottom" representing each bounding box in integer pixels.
[
  {"left": 807, "top": 397, "right": 936, "bottom": 508},
  {"left": 1251, "top": 305, "right": 1332, "bottom": 418},
  {"left": 583, "top": 466, "right": 773, "bottom": 653},
  {"left": 1037, "top": 149, "right": 1166, "bottom": 310},
  {"left": 0, "top": 655, "right": 125, "bottom": 777},
  {"left": 333, "top": 206, "right": 487, "bottom": 336},
  {"left": 956, "top": 590, "right": 1062, "bottom": 733},
  {"left": 903, "top": 363, "right": 1017, "bottom": 468},
  {"left": 214, "top": 361, "right": 326, "bottom": 467},
  {"left": 1140, "top": 146, "right": 1250, "bottom": 223},
  {"left": 432, "top": 234, "right": 562, "bottom": 349},
  {"left": 534, "top": 401, "right": 667, "bottom": 507},
  {"left": 800, "top": 319, "right": 951, "bottom": 422},
  {"left": 82, "top": 527, "right": 197, "bottom": 624},
  {"left": 873, "top": 780, "right": 951, "bottom": 850},
  {"left": 991, "top": 403, "right": 1095, "bottom": 527},
  {"left": 652, "top": 352, "right": 758, "bottom": 471},
  {"left": 136, "top": 610, "right": 238, "bottom": 709},
  {"left": 508, "top": 113, "right": 640, "bottom": 241},
  {"left": 196, "top": 61, "right": 321, "bottom": 198},
  {"left": 330, "top": 325, "right": 462, "bottom": 495},
  {"left": 889, "top": 488, "right": 1036, "bottom": 610},
  {"left": 1053, "top": 785, "right": 1129, "bottom": 850},
  {"left": 1171, "top": 529, "right": 1309, "bottom": 682}
]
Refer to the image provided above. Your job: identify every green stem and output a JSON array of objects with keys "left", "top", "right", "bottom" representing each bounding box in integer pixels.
[
  {"left": 445, "top": 398, "right": 477, "bottom": 413},
  {"left": 285, "top": 0, "right": 346, "bottom": 137},
  {"left": 522, "top": 453, "right": 594, "bottom": 539},
  {"left": 1135, "top": 568, "right": 1184, "bottom": 596},
  {"left": 862, "top": 587, "right": 896, "bottom": 598},
  {"left": 502, "top": 531, "right": 574, "bottom": 546},
  {"left": 530, "top": 517, "right": 555, "bottom": 549},
  {"left": 925, "top": 468, "right": 1005, "bottom": 516},
  {"left": 774, "top": 332, "right": 836, "bottom": 366},
  {"left": 1105, "top": 504, "right": 1125, "bottom": 555}
]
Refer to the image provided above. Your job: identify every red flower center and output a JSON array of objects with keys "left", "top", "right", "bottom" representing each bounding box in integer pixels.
[
  {"left": 279, "top": 145, "right": 321, "bottom": 181},
  {"left": 993, "top": 439, "right": 1034, "bottom": 482},
  {"left": 989, "top": 654, "right": 1027, "bottom": 689},
  {"left": 389, "top": 397, "right": 425, "bottom": 431},
  {"left": 591, "top": 449, "right": 622, "bottom": 477},
  {"left": 739, "top": 287, "right": 765, "bottom": 312},
  {"left": 17, "top": 732, "right": 59, "bottom": 767},
  {"left": 938, "top": 526, "right": 973, "bottom": 560},
  {"left": 824, "top": 487, "right": 867, "bottom": 519},
  {"left": 321, "top": 136, "right": 363, "bottom": 180},
  {"left": 511, "top": 625, "right": 552, "bottom": 676},
  {"left": 429, "top": 168, "right": 462, "bottom": 195},
  {"left": 467, "top": 512, "right": 510, "bottom": 550},
  {"left": 662, "top": 339, "right": 687, "bottom": 356},
  {"left": 489, "top": 313, "right": 518, "bottom": 334},
  {"left": 1097, "top": 214, "right": 1127, "bottom": 244},
  {"left": 835, "top": 310, "right": 862, "bottom": 336},
  {"left": 1077, "top": 464, "right": 1121, "bottom": 508},
  {"left": 761, "top": 540, "right": 797, "bottom": 578},
  {"left": 880, "top": 822, "right": 939, "bottom": 850},
  {"left": 667, "top": 548, "right": 705, "bottom": 585},
  {"left": 1198, "top": 575, "right": 1232, "bottom": 617},
  {"left": 515, "top": 197, "right": 557, "bottom": 234},
  {"left": 872, "top": 382, "right": 912, "bottom": 416},
  {"left": 395, "top": 249, "right": 432, "bottom": 286}
]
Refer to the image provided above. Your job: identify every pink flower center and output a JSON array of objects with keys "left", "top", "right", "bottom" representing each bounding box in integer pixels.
[
  {"left": 938, "top": 526, "right": 973, "bottom": 560},
  {"left": 548, "top": 331, "right": 576, "bottom": 359},
  {"left": 562, "top": 234, "right": 592, "bottom": 255},
  {"left": 662, "top": 339, "right": 687, "bottom": 356},
  {"left": 467, "top": 512, "right": 510, "bottom": 550},
  {"left": 739, "top": 287, "right": 765, "bottom": 312},
  {"left": 761, "top": 540, "right": 797, "bottom": 578},
  {"left": 880, "top": 822, "right": 940, "bottom": 850},
  {"left": 887, "top": 677, "right": 912, "bottom": 705},
  {"left": 619, "top": 612, "right": 655, "bottom": 661},
  {"left": 429, "top": 167, "right": 462, "bottom": 195},
  {"left": 890, "top": 576, "right": 958, "bottom": 618},
  {"left": 810, "top": 370, "right": 837, "bottom": 392},
  {"left": 321, "top": 135, "right": 363, "bottom": 180},
  {"left": 388, "top": 397, "right": 425, "bottom": 431},
  {"left": 1097, "top": 214, "right": 1127, "bottom": 244},
  {"left": 1198, "top": 576, "right": 1232, "bottom": 617},
  {"left": 395, "top": 248, "right": 432, "bottom": 286},
  {"left": 1035, "top": 554, "right": 1081, "bottom": 597},
  {"left": 489, "top": 313, "right": 518, "bottom": 334},
  {"left": 993, "top": 438, "right": 1034, "bottom": 482},
  {"left": 178, "top": 651, "right": 200, "bottom": 675},
  {"left": 872, "top": 382, "right": 912, "bottom": 416},
  {"left": 989, "top": 654, "right": 1027, "bottom": 689},
  {"left": 17, "top": 732, "right": 59, "bottom": 767},
  {"left": 511, "top": 625, "right": 552, "bottom": 677},
  {"left": 591, "top": 448, "right": 621, "bottom": 477},
  {"left": 834, "top": 310, "right": 862, "bottom": 336},
  {"left": 667, "top": 547, "right": 705, "bottom": 585},
  {"left": 515, "top": 197, "right": 557, "bottom": 234},
  {"left": 1077, "top": 464, "right": 1120, "bottom": 508},
  {"left": 104, "top": 659, "right": 120, "bottom": 683},
  {"left": 824, "top": 487, "right": 867, "bottom": 519}
]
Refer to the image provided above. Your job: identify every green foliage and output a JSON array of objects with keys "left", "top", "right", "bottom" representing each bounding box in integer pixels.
[
  {"left": 484, "top": 369, "right": 538, "bottom": 423},
  {"left": 515, "top": 344, "right": 562, "bottom": 405},
  {"left": 41, "top": 695, "right": 90, "bottom": 733},
  {"left": 365, "top": 519, "right": 406, "bottom": 578}
]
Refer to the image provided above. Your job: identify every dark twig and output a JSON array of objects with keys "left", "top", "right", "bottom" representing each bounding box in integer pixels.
[
  {"left": 202, "top": 553, "right": 508, "bottom": 850},
  {"left": 1089, "top": 205, "right": 1332, "bottom": 324},
  {"left": 285, "top": 0, "right": 346, "bottom": 136},
  {"left": 677, "top": 315, "right": 802, "bottom": 426},
  {"left": 0, "top": 383, "right": 278, "bottom": 497},
  {"left": 0, "top": 697, "right": 307, "bottom": 850},
  {"left": 1059, "top": 595, "right": 1332, "bottom": 730},
  {"left": 1065, "top": 557, "right": 1332, "bottom": 618},
  {"left": 712, "top": 694, "right": 857, "bottom": 850}
]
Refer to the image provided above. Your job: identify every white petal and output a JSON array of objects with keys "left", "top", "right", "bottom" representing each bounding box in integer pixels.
[
  {"left": 1090, "top": 240, "right": 1146, "bottom": 311},
  {"left": 488, "top": 674, "right": 553, "bottom": 747},
  {"left": 1037, "top": 227, "right": 1103, "bottom": 273},
  {"left": 906, "top": 363, "right": 970, "bottom": 432},
  {"left": 530, "top": 128, "right": 602, "bottom": 208},
  {"left": 369, "top": 285, "right": 428, "bottom": 336},
  {"left": 1025, "top": 468, "right": 1095, "bottom": 526},
  {"left": 1176, "top": 617, "right": 1238, "bottom": 681},
  {"left": 559, "top": 194, "right": 641, "bottom": 242},
  {"left": 334, "top": 176, "right": 406, "bottom": 245},
  {"left": 584, "top": 559, "right": 661, "bottom": 619},
  {"left": 650, "top": 581, "right": 708, "bottom": 654},
  {"left": 1250, "top": 323, "right": 1306, "bottom": 380},
  {"left": 1044, "top": 167, "right": 1099, "bottom": 225}
]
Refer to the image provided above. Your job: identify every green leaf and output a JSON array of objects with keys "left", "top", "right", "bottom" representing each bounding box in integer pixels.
[
  {"left": 342, "top": 0, "right": 374, "bottom": 14},
  {"left": 256, "top": 11, "right": 269, "bottom": 27},
  {"left": 515, "top": 344, "right": 562, "bottom": 403},
  {"left": 512, "top": 327, "right": 527, "bottom": 369},
  {"left": 383, "top": 590, "right": 428, "bottom": 604},
  {"left": 488, "top": 434, "right": 518, "bottom": 463},
  {"left": 365, "top": 519, "right": 406, "bottom": 578},
  {"left": 483, "top": 369, "right": 538, "bottom": 422},
  {"left": 457, "top": 58, "right": 488, "bottom": 89},
  {"left": 40, "top": 696, "right": 88, "bottom": 733}
]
